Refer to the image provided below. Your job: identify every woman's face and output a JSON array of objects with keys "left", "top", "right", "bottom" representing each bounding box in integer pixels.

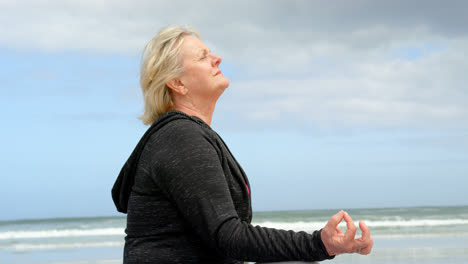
[{"left": 178, "top": 35, "right": 229, "bottom": 100}]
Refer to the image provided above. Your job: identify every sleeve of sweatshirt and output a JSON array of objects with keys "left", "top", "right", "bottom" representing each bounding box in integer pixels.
[{"left": 151, "top": 120, "right": 334, "bottom": 262}]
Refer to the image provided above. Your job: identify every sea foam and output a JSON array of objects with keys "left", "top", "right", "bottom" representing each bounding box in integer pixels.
[
  {"left": 0, "top": 228, "right": 124, "bottom": 240},
  {"left": 1, "top": 219, "right": 467, "bottom": 240}
]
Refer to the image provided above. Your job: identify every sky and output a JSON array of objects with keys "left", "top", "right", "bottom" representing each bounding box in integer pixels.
[{"left": 0, "top": 0, "right": 467, "bottom": 221}]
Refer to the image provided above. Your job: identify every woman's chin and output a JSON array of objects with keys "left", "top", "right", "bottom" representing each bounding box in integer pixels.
[{"left": 221, "top": 77, "right": 230, "bottom": 89}]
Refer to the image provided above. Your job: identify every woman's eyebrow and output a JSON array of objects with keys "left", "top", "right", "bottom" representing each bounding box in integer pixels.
[{"left": 197, "top": 48, "right": 211, "bottom": 56}]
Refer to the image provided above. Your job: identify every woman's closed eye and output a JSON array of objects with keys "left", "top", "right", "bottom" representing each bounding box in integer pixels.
[{"left": 199, "top": 49, "right": 211, "bottom": 61}]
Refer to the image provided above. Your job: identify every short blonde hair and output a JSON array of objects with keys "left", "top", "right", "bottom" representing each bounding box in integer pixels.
[{"left": 139, "top": 26, "right": 200, "bottom": 125}]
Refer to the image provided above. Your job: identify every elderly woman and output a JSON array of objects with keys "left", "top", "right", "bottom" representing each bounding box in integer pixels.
[{"left": 112, "top": 26, "right": 373, "bottom": 264}]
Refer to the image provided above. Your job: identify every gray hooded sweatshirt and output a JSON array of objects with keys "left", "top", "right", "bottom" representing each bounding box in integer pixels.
[{"left": 112, "top": 110, "right": 334, "bottom": 263}]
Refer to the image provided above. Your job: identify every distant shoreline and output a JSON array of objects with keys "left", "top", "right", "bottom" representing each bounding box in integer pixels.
[{"left": 2, "top": 204, "right": 468, "bottom": 223}]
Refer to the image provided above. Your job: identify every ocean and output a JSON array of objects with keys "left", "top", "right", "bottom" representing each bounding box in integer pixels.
[{"left": 1, "top": 205, "right": 467, "bottom": 264}]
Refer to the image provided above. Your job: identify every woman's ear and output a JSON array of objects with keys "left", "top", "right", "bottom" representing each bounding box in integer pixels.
[{"left": 166, "top": 78, "right": 187, "bottom": 95}]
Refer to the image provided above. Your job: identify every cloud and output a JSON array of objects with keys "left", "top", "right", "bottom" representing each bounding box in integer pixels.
[
  {"left": 219, "top": 41, "right": 468, "bottom": 128},
  {"left": 1, "top": 0, "right": 467, "bottom": 128},
  {"left": 1, "top": 0, "right": 467, "bottom": 53}
]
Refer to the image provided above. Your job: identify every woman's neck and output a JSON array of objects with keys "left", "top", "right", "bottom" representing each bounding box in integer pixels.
[{"left": 173, "top": 103, "right": 215, "bottom": 126}]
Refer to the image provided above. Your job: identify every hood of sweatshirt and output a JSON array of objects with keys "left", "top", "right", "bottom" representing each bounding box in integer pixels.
[{"left": 111, "top": 110, "right": 203, "bottom": 213}]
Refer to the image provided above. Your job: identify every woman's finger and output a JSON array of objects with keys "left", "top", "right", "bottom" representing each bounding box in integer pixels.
[
  {"left": 326, "top": 210, "right": 345, "bottom": 229},
  {"left": 335, "top": 226, "right": 343, "bottom": 234},
  {"left": 359, "top": 244, "right": 373, "bottom": 255},
  {"left": 335, "top": 226, "right": 344, "bottom": 237},
  {"left": 355, "top": 221, "right": 373, "bottom": 255},
  {"left": 359, "top": 221, "right": 371, "bottom": 240},
  {"left": 343, "top": 212, "right": 357, "bottom": 241},
  {"left": 358, "top": 238, "right": 373, "bottom": 255}
]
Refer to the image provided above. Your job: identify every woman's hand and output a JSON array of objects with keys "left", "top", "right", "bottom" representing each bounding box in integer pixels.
[{"left": 320, "top": 210, "right": 373, "bottom": 256}]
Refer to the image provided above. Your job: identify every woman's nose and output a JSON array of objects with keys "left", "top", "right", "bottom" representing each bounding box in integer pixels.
[{"left": 211, "top": 54, "right": 222, "bottom": 67}]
